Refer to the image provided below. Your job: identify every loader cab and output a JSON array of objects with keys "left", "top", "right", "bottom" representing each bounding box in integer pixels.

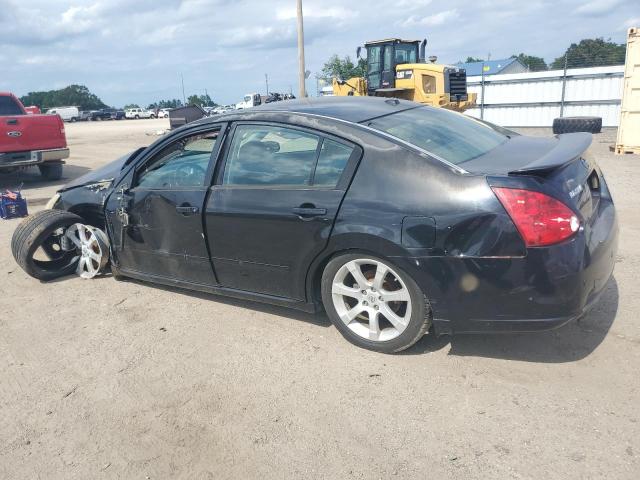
[{"left": 359, "top": 39, "right": 424, "bottom": 95}]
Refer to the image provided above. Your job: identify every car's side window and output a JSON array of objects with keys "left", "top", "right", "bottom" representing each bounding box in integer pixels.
[
  {"left": 312, "top": 139, "right": 354, "bottom": 187},
  {"left": 135, "top": 130, "right": 219, "bottom": 189},
  {"left": 223, "top": 125, "right": 320, "bottom": 186}
]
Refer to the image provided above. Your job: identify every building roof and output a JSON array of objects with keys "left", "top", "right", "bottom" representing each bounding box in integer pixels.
[{"left": 456, "top": 57, "right": 522, "bottom": 76}]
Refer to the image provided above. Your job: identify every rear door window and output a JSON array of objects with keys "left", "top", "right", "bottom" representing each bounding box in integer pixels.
[
  {"left": 223, "top": 125, "right": 320, "bottom": 186},
  {"left": 312, "top": 139, "right": 354, "bottom": 187},
  {"left": 222, "top": 125, "right": 356, "bottom": 188}
]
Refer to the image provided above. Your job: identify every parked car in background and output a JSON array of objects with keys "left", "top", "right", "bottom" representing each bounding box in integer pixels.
[
  {"left": 46, "top": 106, "right": 80, "bottom": 122},
  {"left": 1, "top": 92, "right": 69, "bottom": 180},
  {"left": 86, "top": 109, "right": 113, "bottom": 121},
  {"left": 157, "top": 108, "right": 171, "bottom": 118},
  {"left": 24, "top": 106, "right": 41, "bottom": 114},
  {"left": 104, "top": 108, "right": 125, "bottom": 120},
  {"left": 11, "top": 97, "right": 617, "bottom": 352},
  {"left": 125, "top": 108, "right": 156, "bottom": 119}
]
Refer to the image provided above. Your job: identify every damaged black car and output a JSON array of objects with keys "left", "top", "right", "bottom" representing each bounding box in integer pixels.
[{"left": 11, "top": 97, "right": 618, "bottom": 353}]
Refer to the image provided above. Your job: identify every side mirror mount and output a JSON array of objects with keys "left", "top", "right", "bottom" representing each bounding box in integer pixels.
[{"left": 356, "top": 46, "right": 362, "bottom": 59}]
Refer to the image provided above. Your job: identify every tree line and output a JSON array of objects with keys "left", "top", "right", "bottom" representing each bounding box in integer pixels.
[{"left": 20, "top": 85, "right": 219, "bottom": 111}]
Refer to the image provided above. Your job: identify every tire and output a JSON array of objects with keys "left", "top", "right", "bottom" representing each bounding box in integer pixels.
[
  {"left": 134, "top": 115, "right": 139, "bottom": 119},
  {"left": 553, "top": 116, "right": 602, "bottom": 134},
  {"left": 12, "top": 210, "right": 84, "bottom": 281},
  {"left": 321, "top": 253, "right": 431, "bottom": 353},
  {"left": 150, "top": 114, "right": 156, "bottom": 119},
  {"left": 38, "top": 163, "right": 63, "bottom": 181},
  {"left": 70, "top": 117, "right": 77, "bottom": 123}
]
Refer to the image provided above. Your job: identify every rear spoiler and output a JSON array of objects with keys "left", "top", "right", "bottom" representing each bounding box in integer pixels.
[{"left": 509, "top": 132, "right": 592, "bottom": 175}]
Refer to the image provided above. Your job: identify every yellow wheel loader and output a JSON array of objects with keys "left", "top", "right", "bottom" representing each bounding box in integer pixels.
[{"left": 332, "top": 38, "right": 476, "bottom": 112}]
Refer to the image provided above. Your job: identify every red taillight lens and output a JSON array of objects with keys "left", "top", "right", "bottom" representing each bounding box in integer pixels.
[{"left": 492, "top": 187, "right": 580, "bottom": 247}]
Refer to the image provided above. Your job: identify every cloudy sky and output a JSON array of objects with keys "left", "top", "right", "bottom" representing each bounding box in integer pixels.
[{"left": 1, "top": 0, "right": 637, "bottom": 107}]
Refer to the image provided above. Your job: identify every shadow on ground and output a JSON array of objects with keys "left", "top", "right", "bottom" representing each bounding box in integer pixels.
[
  {"left": 407, "top": 277, "right": 619, "bottom": 363},
  {"left": 38, "top": 269, "right": 619, "bottom": 362}
]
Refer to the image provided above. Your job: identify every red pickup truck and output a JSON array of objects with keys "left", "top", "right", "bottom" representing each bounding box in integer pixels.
[{"left": 1, "top": 92, "right": 69, "bottom": 180}]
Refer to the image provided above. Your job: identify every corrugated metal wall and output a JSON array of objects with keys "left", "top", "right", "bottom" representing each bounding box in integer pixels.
[{"left": 465, "top": 65, "right": 624, "bottom": 127}]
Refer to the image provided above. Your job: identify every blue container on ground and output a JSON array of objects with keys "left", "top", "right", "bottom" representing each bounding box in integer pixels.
[{"left": 0, "top": 190, "right": 28, "bottom": 219}]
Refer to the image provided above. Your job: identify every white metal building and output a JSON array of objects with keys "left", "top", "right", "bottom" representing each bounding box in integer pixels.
[{"left": 465, "top": 65, "right": 624, "bottom": 127}]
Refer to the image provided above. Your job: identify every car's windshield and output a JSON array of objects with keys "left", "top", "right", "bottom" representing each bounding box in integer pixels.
[{"left": 365, "top": 107, "right": 508, "bottom": 165}]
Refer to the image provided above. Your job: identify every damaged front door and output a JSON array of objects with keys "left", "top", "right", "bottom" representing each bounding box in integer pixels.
[{"left": 106, "top": 127, "right": 223, "bottom": 285}]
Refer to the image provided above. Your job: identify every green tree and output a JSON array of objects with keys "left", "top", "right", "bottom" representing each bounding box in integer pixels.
[
  {"left": 186, "top": 94, "right": 217, "bottom": 107},
  {"left": 463, "top": 56, "right": 484, "bottom": 63},
  {"left": 551, "top": 38, "right": 626, "bottom": 69},
  {"left": 20, "top": 85, "right": 107, "bottom": 110},
  {"left": 320, "top": 54, "right": 367, "bottom": 80},
  {"left": 511, "top": 53, "right": 548, "bottom": 71},
  {"left": 148, "top": 99, "right": 183, "bottom": 109},
  {"left": 123, "top": 104, "right": 140, "bottom": 110}
]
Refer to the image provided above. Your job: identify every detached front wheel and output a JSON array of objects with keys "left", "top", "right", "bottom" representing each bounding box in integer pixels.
[
  {"left": 11, "top": 210, "right": 109, "bottom": 281},
  {"left": 321, "top": 253, "right": 431, "bottom": 353}
]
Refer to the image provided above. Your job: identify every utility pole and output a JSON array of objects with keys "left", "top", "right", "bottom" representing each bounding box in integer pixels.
[
  {"left": 265, "top": 74, "right": 269, "bottom": 95},
  {"left": 180, "top": 73, "right": 186, "bottom": 105},
  {"left": 296, "top": 0, "right": 306, "bottom": 98}
]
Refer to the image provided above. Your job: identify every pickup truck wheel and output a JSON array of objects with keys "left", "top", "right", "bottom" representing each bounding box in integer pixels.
[
  {"left": 150, "top": 114, "right": 156, "bottom": 119},
  {"left": 12, "top": 210, "right": 110, "bottom": 281},
  {"left": 134, "top": 115, "right": 139, "bottom": 119},
  {"left": 38, "top": 163, "right": 63, "bottom": 180}
]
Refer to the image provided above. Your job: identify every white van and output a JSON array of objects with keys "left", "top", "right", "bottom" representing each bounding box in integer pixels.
[
  {"left": 235, "top": 93, "right": 261, "bottom": 110},
  {"left": 46, "top": 106, "right": 80, "bottom": 122}
]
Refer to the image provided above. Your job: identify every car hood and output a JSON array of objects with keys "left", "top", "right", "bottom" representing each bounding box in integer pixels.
[{"left": 58, "top": 149, "right": 142, "bottom": 192}]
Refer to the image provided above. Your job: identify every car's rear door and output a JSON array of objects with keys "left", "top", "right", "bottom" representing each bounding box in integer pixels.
[{"left": 205, "top": 122, "right": 361, "bottom": 300}]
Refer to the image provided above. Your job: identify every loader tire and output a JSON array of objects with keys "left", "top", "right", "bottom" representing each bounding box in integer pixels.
[
  {"left": 552, "top": 116, "right": 602, "bottom": 135},
  {"left": 12, "top": 210, "right": 84, "bottom": 281}
]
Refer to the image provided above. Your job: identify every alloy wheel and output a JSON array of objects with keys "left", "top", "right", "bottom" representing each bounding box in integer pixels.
[{"left": 331, "top": 258, "right": 412, "bottom": 342}]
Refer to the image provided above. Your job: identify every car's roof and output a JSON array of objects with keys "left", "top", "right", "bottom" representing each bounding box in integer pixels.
[{"left": 210, "top": 96, "right": 420, "bottom": 125}]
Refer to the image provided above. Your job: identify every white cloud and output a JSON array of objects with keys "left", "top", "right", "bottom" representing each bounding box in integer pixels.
[
  {"left": 399, "top": 9, "right": 458, "bottom": 27},
  {"left": 577, "top": 0, "right": 623, "bottom": 16}
]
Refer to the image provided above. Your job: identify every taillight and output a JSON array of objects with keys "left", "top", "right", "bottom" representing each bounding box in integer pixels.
[{"left": 492, "top": 187, "right": 580, "bottom": 247}]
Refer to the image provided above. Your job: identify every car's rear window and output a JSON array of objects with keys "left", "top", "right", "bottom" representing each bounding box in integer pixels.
[
  {"left": 0, "top": 96, "right": 24, "bottom": 116},
  {"left": 365, "top": 106, "right": 507, "bottom": 165}
]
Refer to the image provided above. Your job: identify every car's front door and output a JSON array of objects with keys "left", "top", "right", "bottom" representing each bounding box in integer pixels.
[
  {"left": 105, "top": 125, "right": 224, "bottom": 285},
  {"left": 205, "top": 123, "right": 361, "bottom": 300}
]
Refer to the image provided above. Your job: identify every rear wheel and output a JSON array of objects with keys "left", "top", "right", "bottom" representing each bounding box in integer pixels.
[
  {"left": 38, "top": 162, "right": 63, "bottom": 180},
  {"left": 12, "top": 210, "right": 109, "bottom": 281},
  {"left": 321, "top": 253, "right": 431, "bottom": 353}
]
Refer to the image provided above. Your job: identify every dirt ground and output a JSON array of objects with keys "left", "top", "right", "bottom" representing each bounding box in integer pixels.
[{"left": 1, "top": 120, "right": 638, "bottom": 479}]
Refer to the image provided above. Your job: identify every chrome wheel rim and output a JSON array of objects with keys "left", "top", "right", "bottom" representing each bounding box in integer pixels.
[
  {"left": 332, "top": 258, "right": 412, "bottom": 342},
  {"left": 64, "top": 224, "right": 109, "bottom": 279}
]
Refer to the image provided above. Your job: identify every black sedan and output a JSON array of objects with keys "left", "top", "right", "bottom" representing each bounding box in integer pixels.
[{"left": 12, "top": 97, "right": 618, "bottom": 353}]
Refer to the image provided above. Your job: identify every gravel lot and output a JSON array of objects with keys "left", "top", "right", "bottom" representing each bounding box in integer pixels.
[{"left": 1, "top": 119, "right": 638, "bottom": 479}]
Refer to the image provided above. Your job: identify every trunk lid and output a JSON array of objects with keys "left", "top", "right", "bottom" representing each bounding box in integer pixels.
[{"left": 464, "top": 132, "right": 601, "bottom": 221}]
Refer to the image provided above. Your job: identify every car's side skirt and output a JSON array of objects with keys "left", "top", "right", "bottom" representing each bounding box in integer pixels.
[{"left": 115, "top": 266, "right": 318, "bottom": 313}]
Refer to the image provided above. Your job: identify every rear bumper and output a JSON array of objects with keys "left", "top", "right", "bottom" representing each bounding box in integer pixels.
[
  {"left": 397, "top": 198, "right": 618, "bottom": 335},
  {"left": 0, "top": 148, "right": 69, "bottom": 168}
]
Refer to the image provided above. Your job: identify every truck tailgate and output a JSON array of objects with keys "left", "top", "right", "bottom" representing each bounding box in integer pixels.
[{"left": 1, "top": 114, "right": 67, "bottom": 154}]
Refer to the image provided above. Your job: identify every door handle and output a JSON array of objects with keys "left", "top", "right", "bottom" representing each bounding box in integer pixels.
[
  {"left": 6, "top": 119, "right": 18, "bottom": 125},
  {"left": 292, "top": 207, "right": 327, "bottom": 216},
  {"left": 176, "top": 205, "right": 199, "bottom": 215}
]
